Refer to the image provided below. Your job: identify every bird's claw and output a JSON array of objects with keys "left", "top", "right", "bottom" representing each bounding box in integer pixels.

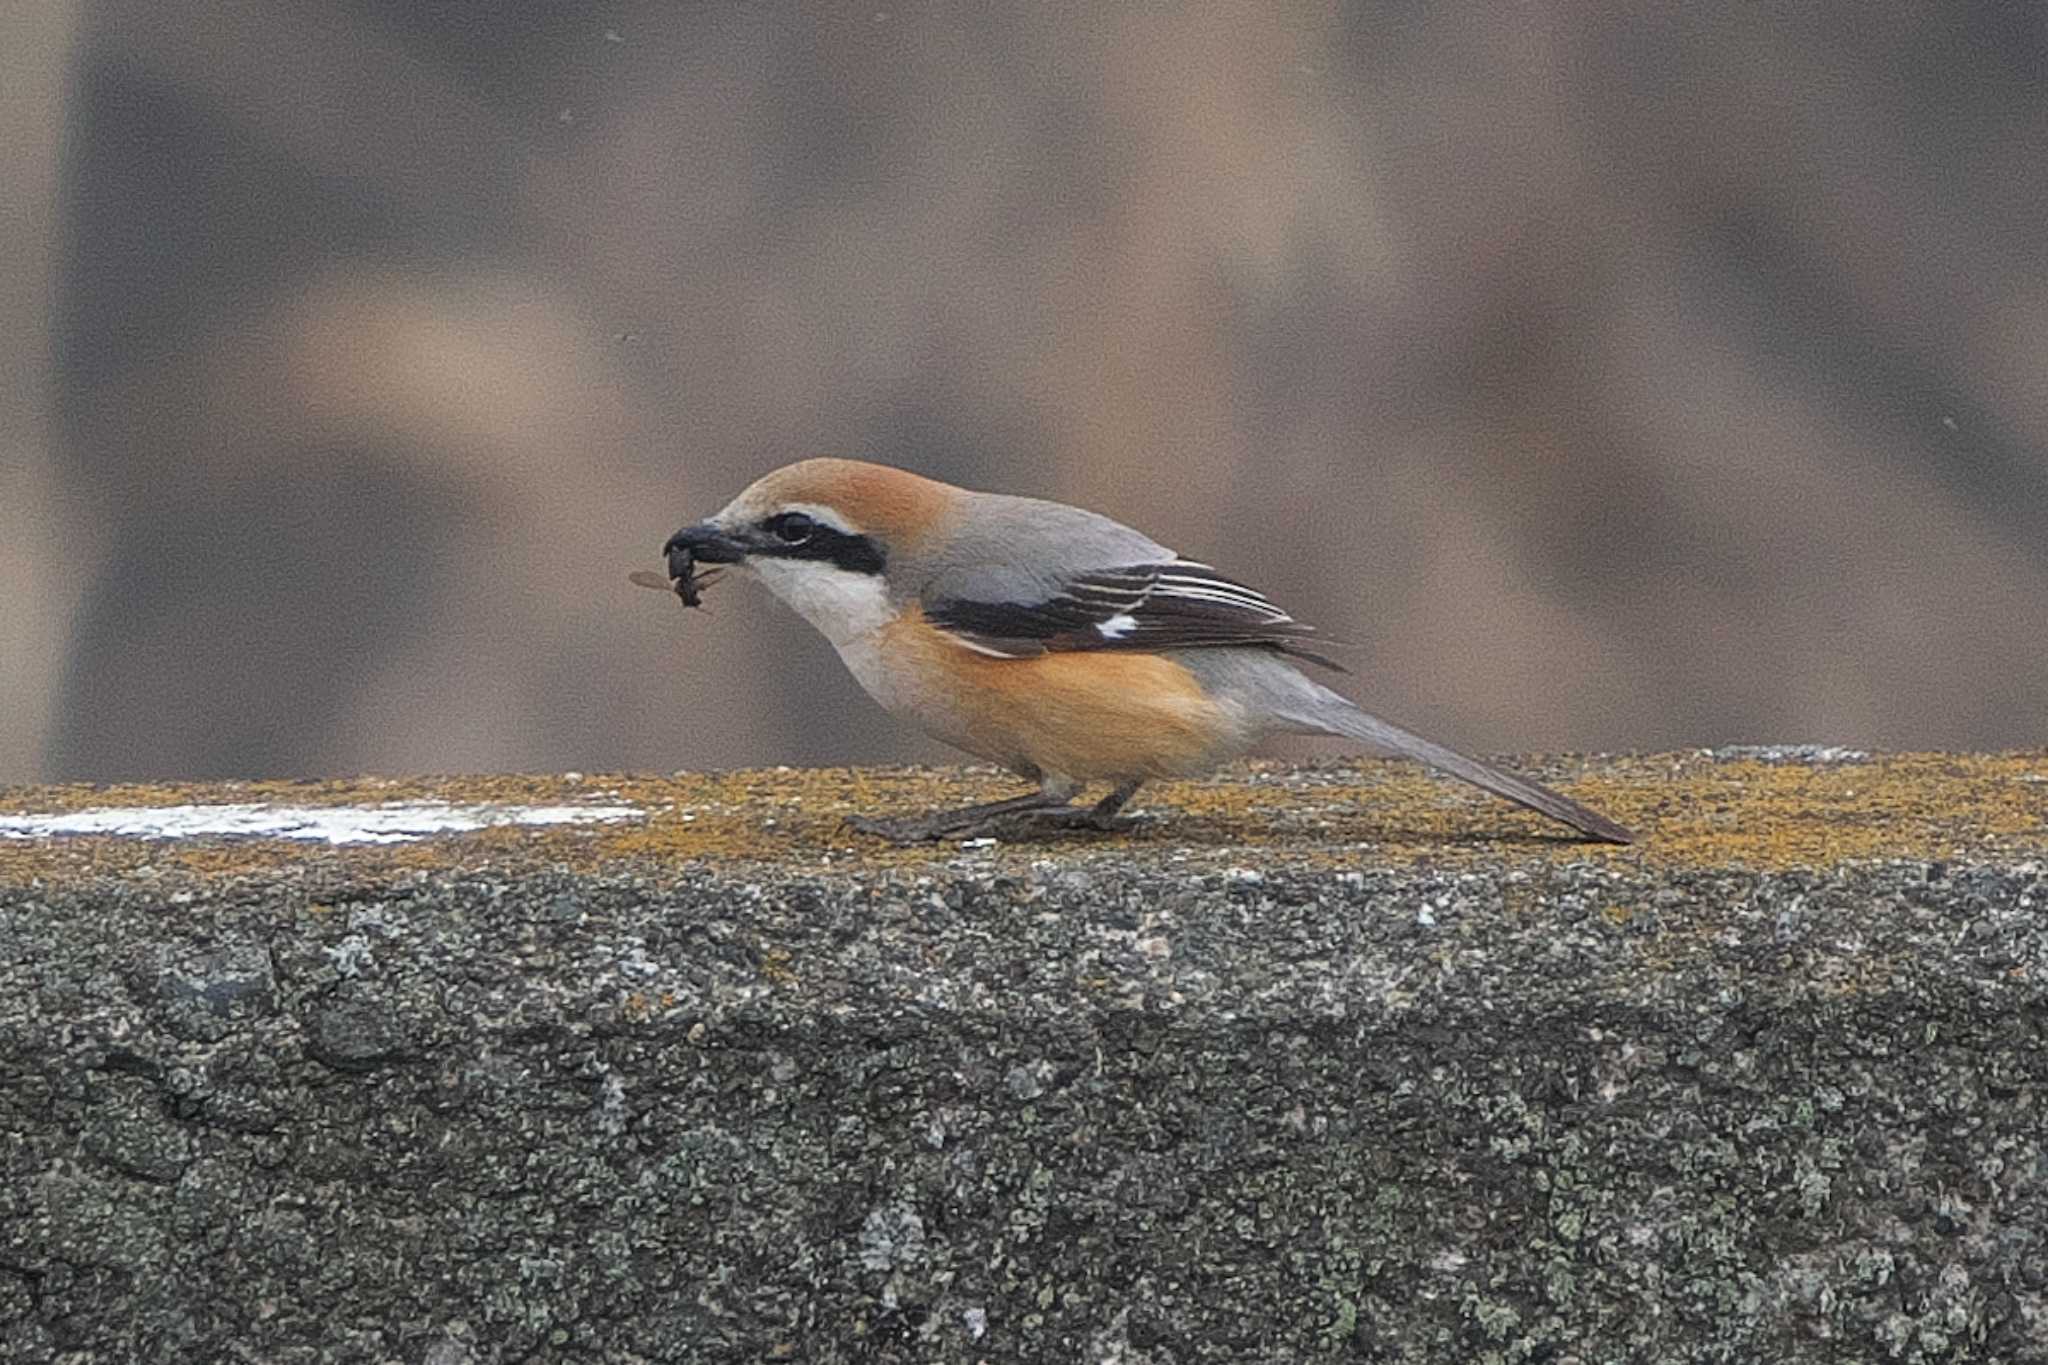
[{"left": 845, "top": 808, "right": 1137, "bottom": 845}]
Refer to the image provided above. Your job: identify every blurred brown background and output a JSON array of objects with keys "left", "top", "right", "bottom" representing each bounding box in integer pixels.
[{"left": 4, "top": 1, "right": 2045, "bottom": 786}]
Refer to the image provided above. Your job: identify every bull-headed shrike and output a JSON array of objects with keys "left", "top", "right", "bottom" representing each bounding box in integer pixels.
[{"left": 646, "top": 459, "right": 1634, "bottom": 845}]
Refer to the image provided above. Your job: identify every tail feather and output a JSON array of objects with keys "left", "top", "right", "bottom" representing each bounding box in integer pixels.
[{"left": 1299, "top": 698, "right": 1635, "bottom": 844}]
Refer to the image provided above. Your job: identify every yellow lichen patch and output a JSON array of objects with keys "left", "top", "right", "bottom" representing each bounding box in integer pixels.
[
  {"left": 0, "top": 752, "right": 2040, "bottom": 891},
  {"left": 757, "top": 943, "right": 799, "bottom": 986},
  {"left": 0, "top": 774, "right": 417, "bottom": 816},
  {"left": 620, "top": 989, "right": 680, "bottom": 1023},
  {"left": 1615, "top": 751, "right": 2045, "bottom": 871}
]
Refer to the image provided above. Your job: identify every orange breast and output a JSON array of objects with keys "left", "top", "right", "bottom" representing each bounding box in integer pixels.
[{"left": 875, "top": 610, "right": 1242, "bottom": 783}]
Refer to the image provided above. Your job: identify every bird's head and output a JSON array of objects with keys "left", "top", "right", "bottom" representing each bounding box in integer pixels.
[{"left": 662, "top": 459, "right": 960, "bottom": 644}]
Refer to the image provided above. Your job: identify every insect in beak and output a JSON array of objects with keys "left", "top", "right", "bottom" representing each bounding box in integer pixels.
[
  {"left": 627, "top": 566, "right": 724, "bottom": 609},
  {"left": 637, "top": 522, "right": 746, "bottom": 608}
]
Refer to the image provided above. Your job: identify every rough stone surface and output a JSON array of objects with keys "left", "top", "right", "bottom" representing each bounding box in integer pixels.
[{"left": 1, "top": 752, "right": 2045, "bottom": 1362}]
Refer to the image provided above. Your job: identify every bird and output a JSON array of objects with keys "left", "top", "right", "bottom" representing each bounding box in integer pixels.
[{"left": 651, "top": 458, "right": 1634, "bottom": 845}]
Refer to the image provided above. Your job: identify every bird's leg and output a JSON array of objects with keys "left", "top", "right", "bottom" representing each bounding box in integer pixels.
[
  {"left": 845, "top": 780, "right": 1142, "bottom": 844},
  {"left": 1021, "top": 779, "right": 1144, "bottom": 833}
]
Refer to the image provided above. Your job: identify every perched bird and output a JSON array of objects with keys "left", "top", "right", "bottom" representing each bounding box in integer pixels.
[{"left": 654, "top": 458, "right": 1633, "bottom": 844}]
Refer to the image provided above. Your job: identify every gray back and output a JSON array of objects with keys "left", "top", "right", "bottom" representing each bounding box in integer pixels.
[{"left": 906, "top": 490, "right": 1173, "bottom": 606}]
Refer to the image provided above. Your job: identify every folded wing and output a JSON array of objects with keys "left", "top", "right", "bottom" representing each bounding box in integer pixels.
[{"left": 925, "top": 560, "right": 1343, "bottom": 670}]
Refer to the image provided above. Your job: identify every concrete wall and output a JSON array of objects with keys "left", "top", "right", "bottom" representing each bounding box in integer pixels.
[{"left": 2, "top": 753, "right": 2044, "bottom": 1361}]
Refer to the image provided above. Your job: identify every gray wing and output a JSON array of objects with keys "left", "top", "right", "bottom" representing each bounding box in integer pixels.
[{"left": 918, "top": 491, "right": 1343, "bottom": 670}]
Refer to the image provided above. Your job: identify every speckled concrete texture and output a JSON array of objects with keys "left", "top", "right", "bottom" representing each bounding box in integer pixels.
[{"left": 1, "top": 752, "right": 2044, "bottom": 1362}]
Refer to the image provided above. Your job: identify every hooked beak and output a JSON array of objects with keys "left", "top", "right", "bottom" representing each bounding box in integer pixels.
[{"left": 662, "top": 522, "right": 748, "bottom": 579}]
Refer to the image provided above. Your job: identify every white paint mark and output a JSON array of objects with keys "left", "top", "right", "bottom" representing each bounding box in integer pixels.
[{"left": 0, "top": 801, "right": 644, "bottom": 845}]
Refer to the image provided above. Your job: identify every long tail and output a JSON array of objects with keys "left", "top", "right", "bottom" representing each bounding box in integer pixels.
[{"left": 1287, "top": 690, "right": 1635, "bottom": 844}]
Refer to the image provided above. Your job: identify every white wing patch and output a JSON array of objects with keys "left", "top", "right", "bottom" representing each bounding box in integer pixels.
[{"left": 1095, "top": 612, "right": 1140, "bottom": 639}]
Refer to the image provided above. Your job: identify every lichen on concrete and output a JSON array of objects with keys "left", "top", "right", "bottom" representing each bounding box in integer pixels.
[{"left": 0, "top": 750, "right": 2044, "bottom": 1361}]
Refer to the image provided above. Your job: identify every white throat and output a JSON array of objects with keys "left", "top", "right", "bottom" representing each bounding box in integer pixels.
[{"left": 744, "top": 559, "right": 894, "bottom": 648}]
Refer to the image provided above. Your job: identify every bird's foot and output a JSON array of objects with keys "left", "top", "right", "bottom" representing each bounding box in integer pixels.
[
  {"left": 843, "top": 812, "right": 967, "bottom": 844},
  {"left": 962, "top": 807, "right": 1138, "bottom": 842},
  {"left": 846, "top": 804, "right": 1137, "bottom": 845}
]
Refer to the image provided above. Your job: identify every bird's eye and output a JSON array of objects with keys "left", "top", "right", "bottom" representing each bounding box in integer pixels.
[{"left": 768, "top": 512, "right": 815, "bottom": 545}]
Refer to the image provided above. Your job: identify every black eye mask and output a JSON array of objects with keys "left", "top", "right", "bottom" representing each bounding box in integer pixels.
[{"left": 748, "top": 516, "right": 888, "bottom": 576}]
